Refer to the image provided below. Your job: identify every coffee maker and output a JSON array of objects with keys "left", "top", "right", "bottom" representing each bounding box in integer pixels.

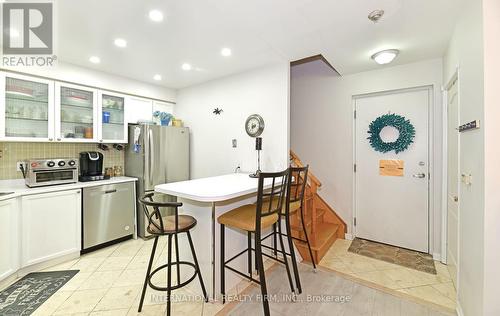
[{"left": 79, "top": 152, "right": 110, "bottom": 182}]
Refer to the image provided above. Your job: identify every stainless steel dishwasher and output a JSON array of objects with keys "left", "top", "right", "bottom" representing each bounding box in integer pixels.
[{"left": 82, "top": 182, "right": 135, "bottom": 251}]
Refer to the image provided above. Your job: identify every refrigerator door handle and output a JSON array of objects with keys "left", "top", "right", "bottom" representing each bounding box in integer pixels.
[{"left": 149, "top": 128, "right": 154, "bottom": 186}]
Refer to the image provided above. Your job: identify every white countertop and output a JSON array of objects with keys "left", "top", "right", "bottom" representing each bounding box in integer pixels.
[
  {"left": 155, "top": 173, "right": 277, "bottom": 202},
  {"left": 0, "top": 176, "right": 137, "bottom": 201}
]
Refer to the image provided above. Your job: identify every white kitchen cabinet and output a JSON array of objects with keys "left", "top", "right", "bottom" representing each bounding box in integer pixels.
[
  {"left": 125, "top": 96, "right": 152, "bottom": 124},
  {"left": 0, "top": 72, "right": 55, "bottom": 142},
  {"left": 0, "top": 198, "right": 19, "bottom": 282},
  {"left": 21, "top": 189, "right": 81, "bottom": 267},
  {"left": 153, "top": 100, "right": 174, "bottom": 116},
  {"left": 55, "top": 82, "right": 98, "bottom": 142},
  {"left": 98, "top": 90, "right": 128, "bottom": 143}
]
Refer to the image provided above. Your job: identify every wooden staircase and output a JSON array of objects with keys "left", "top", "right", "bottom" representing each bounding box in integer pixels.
[{"left": 289, "top": 150, "right": 346, "bottom": 264}]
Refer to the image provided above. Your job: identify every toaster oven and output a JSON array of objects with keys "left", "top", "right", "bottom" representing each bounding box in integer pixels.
[{"left": 23, "top": 158, "right": 79, "bottom": 187}]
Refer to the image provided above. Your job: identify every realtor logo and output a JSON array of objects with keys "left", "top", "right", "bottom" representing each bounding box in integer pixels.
[{"left": 2, "top": 2, "right": 53, "bottom": 54}]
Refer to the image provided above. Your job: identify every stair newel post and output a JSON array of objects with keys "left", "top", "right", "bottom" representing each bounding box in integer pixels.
[{"left": 310, "top": 182, "right": 318, "bottom": 245}]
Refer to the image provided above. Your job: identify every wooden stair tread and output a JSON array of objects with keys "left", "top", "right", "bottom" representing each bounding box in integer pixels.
[
  {"left": 289, "top": 207, "right": 326, "bottom": 231},
  {"left": 289, "top": 150, "right": 347, "bottom": 264},
  {"left": 294, "top": 222, "right": 339, "bottom": 251}
]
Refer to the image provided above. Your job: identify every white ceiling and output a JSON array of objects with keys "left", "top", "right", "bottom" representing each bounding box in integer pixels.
[{"left": 56, "top": 0, "right": 459, "bottom": 89}]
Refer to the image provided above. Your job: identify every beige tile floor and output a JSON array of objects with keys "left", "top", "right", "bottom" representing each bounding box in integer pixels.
[
  {"left": 26, "top": 238, "right": 232, "bottom": 316},
  {"left": 5, "top": 237, "right": 457, "bottom": 315},
  {"left": 319, "top": 239, "right": 456, "bottom": 311}
]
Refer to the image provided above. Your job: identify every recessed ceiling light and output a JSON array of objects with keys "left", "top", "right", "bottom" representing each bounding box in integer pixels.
[
  {"left": 221, "top": 48, "right": 232, "bottom": 57},
  {"left": 149, "top": 10, "right": 164, "bottom": 22},
  {"left": 371, "top": 49, "right": 399, "bottom": 65},
  {"left": 89, "top": 56, "right": 101, "bottom": 64},
  {"left": 114, "top": 38, "right": 127, "bottom": 48},
  {"left": 153, "top": 74, "right": 162, "bottom": 81},
  {"left": 182, "top": 63, "right": 192, "bottom": 71}
]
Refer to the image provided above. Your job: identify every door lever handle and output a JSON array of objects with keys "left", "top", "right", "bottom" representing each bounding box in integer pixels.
[{"left": 412, "top": 173, "right": 426, "bottom": 178}]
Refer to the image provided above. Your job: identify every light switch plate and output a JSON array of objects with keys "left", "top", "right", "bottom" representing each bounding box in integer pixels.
[
  {"left": 461, "top": 173, "right": 472, "bottom": 185},
  {"left": 232, "top": 139, "right": 237, "bottom": 148}
]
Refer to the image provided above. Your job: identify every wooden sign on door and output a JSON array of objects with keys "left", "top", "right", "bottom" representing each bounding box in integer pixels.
[{"left": 379, "top": 159, "right": 404, "bottom": 177}]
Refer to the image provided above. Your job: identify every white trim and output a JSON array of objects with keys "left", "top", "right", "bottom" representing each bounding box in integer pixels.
[
  {"left": 432, "top": 253, "right": 441, "bottom": 261},
  {"left": 456, "top": 301, "right": 464, "bottom": 316},
  {"left": 351, "top": 101, "right": 357, "bottom": 237},
  {"left": 443, "top": 66, "right": 461, "bottom": 297},
  {"left": 441, "top": 85, "right": 448, "bottom": 264},
  {"left": 345, "top": 233, "right": 354, "bottom": 241},
  {"left": 352, "top": 85, "right": 434, "bottom": 254}
]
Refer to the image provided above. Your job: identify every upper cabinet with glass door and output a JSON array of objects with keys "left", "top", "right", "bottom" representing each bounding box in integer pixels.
[
  {"left": 0, "top": 73, "right": 54, "bottom": 141},
  {"left": 98, "top": 91, "right": 127, "bottom": 143},
  {"left": 55, "top": 83, "right": 98, "bottom": 142}
]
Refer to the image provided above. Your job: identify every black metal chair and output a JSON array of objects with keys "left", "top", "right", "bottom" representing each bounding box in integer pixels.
[
  {"left": 218, "top": 169, "right": 293, "bottom": 316},
  {"left": 137, "top": 193, "right": 208, "bottom": 316},
  {"left": 260, "top": 165, "right": 315, "bottom": 294}
]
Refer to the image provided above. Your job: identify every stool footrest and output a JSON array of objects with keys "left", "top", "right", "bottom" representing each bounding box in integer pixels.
[
  {"left": 148, "top": 261, "right": 198, "bottom": 291},
  {"left": 225, "top": 265, "right": 261, "bottom": 284}
]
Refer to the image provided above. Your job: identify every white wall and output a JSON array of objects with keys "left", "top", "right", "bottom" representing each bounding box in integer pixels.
[
  {"left": 1, "top": 62, "right": 176, "bottom": 102},
  {"left": 175, "top": 63, "right": 290, "bottom": 179},
  {"left": 482, "top": 0, "right": 500, "bottom": 315},
  {"left": 290, "top": 58, "right": 443, "bottom": 255},
  {"left": 443, "top": 0, "right": 485, "bottom": 314}
]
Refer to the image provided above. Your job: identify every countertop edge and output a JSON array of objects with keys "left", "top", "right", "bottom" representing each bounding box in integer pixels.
[{"left": 0, "top": 177, "right": 137, "bottom": 201}]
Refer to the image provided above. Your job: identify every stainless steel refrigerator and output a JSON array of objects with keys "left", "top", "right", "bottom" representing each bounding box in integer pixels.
[{"left": 125, "top": 124, "right": 189, "bottom": 238}]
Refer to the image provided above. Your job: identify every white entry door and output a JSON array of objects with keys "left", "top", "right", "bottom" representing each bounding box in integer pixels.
[{"left": 355, "top": 87, "right": 430, "bottom": 253}]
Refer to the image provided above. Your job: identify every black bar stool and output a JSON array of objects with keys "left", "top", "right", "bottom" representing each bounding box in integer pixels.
[
  {"left": 137, "top": 193, "right": 208, "bottom": 316},
  {"left": 218, "top": 169, "right": 293, "bottom": 316},
  {"left": 261, "top": 165, "right": 315, "bottom": 295}
]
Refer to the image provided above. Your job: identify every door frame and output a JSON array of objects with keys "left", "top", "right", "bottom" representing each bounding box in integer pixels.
[
  {"left": 441, "top": 67, "right": 460, "bottom": 273},
  {"left": 352, "top": 85, "right": 434, "bottom": 254}
]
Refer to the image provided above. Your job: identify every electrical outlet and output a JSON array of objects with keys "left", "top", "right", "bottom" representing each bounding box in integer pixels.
[
  {"left": 16, "top": 161, "right": 25, "bottom": 172},
  {"left": 232, "top": 139, "right": 237, "bottom": 148}
]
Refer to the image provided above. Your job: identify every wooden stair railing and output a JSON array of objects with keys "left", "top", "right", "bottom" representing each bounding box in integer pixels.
[{"left": 289, "top": 150, "right": 347, "bottom": 264}]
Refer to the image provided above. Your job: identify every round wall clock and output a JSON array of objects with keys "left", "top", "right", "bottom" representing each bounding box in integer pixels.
[{"left": 245, "top": 114, "right": 265, "bottom": 137}]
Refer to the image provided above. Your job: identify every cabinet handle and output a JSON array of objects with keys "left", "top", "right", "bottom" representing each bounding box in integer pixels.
[
  {"left": 100, "top": 139, "right": 103, "bottom": 143},
  {"left": 49, "top": 138, "right": 53, "bottom": 141},
  {"left": 57, "top": 138, "right": 61, "bottom": 141},
  {"left": 104, "top": 189, "right": 117, "bottom": 194},
  {"left": 76, "top": 190, "right": 80, "bottom": 194}
]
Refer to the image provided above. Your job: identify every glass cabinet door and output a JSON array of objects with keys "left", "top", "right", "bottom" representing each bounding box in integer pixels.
[
  {"left": 56, "top": 83, "right": 97, "bottom": 142},
  {"left": 2, "top": 74, "right": 53, "bottom": 140},
  {"left": 99, "top": 92, "right": 126, "bottom": 142}
]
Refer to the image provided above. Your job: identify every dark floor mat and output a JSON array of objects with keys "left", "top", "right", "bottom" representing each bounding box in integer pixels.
[
  {"left": 348, "top": 238, "right": 436, "bottom": 274},
  {"left": 0, "top": 270, "right": 79, "bottom": 316}
]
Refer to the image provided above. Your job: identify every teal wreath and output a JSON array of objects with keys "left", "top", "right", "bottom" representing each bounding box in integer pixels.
[{"left": 367, "top": 113, "right": 415, "bottom": 154}]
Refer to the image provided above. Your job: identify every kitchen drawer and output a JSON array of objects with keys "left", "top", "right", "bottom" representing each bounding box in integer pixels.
[{"left": 83, "top": 182, "right": 135, "bottom": 249}]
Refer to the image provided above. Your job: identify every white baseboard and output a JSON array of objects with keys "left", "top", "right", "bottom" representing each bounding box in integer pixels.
[
  {"left": 456, "top": 301, "right": 464, "bottom": 316},
  {"left": 345, "top": 233, "right": 354, "bottom": 240},
  {"left": 433, "top": 253, "right": 441, "bottom": 261}
]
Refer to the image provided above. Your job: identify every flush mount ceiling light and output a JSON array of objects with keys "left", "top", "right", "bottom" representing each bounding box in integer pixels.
[
  {"left": 368, "top": 10, "right": 385, "bottom": 23},
  {"left": 153, "top": 74, "right": 162, "bottom": 81},
  {"left": 221, "top": 48, "right": 232, "bottom": 57},
  {"left": 114, "top": 38, "right": 127, "bottom": 48},
  {"left": 181, "top": 63, "right": 192, "bottom": 71},
  {"left": 371, "top": 49, "right": 399, "bottom": 65},
  {"left": 89, "top": 56, "right": 101, "bottom": 64},
  {"left": 149, "top": 10, "right": 164, "bottom": 22}
]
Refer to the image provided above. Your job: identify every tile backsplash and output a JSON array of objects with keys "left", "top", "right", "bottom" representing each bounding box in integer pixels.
[{"left": 0, "top": 142, "right": 124, "bottom": 180}]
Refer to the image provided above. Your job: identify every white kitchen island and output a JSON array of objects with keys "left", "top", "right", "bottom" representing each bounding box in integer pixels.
[{"left": 155, "top": 173, "right": 278, "bottom": 301}]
